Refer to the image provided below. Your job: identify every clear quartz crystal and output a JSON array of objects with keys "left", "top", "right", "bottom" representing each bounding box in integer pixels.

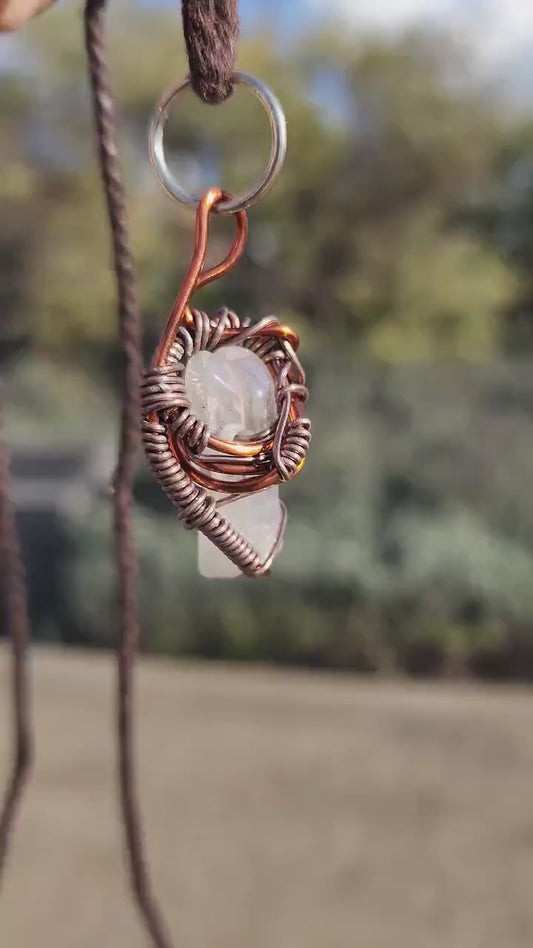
[{"left": 185, "top": 345, "right": 282, "bottom": 578}]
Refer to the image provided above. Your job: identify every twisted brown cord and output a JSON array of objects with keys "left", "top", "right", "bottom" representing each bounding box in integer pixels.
[
  {"left": 0, "top": 403, "right": 33, "bottom": 887},
  {"left": 182, "top": 0, "right": 240, "bottom": 103},
  {"left": 84, "top": 3, "right": 174, "bottom": 946}
]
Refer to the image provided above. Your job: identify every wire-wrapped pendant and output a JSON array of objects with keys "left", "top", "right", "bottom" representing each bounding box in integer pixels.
[{"left": 142, "top": 188, "right": 311, "bottom": 577}]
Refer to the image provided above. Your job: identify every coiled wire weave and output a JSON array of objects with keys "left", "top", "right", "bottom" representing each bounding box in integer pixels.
[{"left": 142, "top": 307, "right": 311, "bottom": 575}]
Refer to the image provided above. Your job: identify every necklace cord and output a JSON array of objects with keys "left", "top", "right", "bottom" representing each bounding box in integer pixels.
[
  {"left": 84, "top": 0, "right": 175, "bottom": 945},
  {"left": 182, "top": 0, "right": 240, "bottom": 104},
  {"left": 0, "top": 401, "right": 33, "bottom": 889},
  {"left": 84, "top": 1, "right": 241, "bottom": 946}
]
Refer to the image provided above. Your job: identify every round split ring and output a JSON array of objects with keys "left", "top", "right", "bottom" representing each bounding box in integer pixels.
[{"left": 148, "top": 71, "right": 287, "bottom": 214}]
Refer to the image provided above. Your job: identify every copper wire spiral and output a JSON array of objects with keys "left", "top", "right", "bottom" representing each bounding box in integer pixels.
[{"left": 142, "top": 188, "right": 311, "bottom": 576}]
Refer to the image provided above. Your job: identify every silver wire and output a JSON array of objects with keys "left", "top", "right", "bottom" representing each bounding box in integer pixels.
[{"left": 148, "top": 71, "right": 287, "bottom": 214}]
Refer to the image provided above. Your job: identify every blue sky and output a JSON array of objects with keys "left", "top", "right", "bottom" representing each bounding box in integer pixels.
[
  {"left": 240, "top": 0, "right": 533, "bottom": 71},
  {"left": 240, "top": 0, "right": 305, "bottom": 33},
  {"left": 3, "top": 0, "right": 532, "bottom": 103}
]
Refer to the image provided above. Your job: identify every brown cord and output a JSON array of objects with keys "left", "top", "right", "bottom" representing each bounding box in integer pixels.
[
  {"left": 182, "top": 0, "right": 240, "bottom": 103},
  {"left": 84, "top": 2, "right": 175, "bottom": 946},
  {"left": 0, "top": 405, "right": 33, "bottom": 888}
]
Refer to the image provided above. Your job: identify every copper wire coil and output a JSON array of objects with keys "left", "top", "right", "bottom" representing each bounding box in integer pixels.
[{"left": 171, "top": 389, "right": 308, "bottom": 493}]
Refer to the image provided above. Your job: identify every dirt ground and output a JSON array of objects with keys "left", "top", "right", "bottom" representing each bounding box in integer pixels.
[{"left": 1, "top": 646, "right": 533, "bottom": 948}]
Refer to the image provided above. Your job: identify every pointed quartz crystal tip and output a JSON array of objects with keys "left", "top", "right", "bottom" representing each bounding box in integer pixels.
[{"left": 185, "top": 345, "right": 282, "bottom": 579}]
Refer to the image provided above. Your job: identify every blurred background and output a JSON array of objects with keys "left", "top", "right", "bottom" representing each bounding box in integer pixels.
[
  {"left": 2, "top": 1, "right": 533, "bottom": 946},
  {"left": 5, "top": 0, "right": 533, "bottom": 677}
]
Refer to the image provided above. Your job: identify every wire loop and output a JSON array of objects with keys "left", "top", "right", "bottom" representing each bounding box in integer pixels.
[{"left": 149, "top": 72, "right": 287, "bottom": 214}]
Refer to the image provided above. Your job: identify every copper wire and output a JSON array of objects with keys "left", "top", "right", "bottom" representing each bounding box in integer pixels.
[{"left": 151, "top": 187, "right": 247, "bottom": 369}]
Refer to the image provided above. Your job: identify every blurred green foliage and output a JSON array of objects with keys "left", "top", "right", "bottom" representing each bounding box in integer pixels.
[{"left": 3, "top": 6, "right": 533, "bottom": 678}]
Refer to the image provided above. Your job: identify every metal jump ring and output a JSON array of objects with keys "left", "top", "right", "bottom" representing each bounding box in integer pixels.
[{"left": 148, "top": 71, "right": 287, "bottom": 215}]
